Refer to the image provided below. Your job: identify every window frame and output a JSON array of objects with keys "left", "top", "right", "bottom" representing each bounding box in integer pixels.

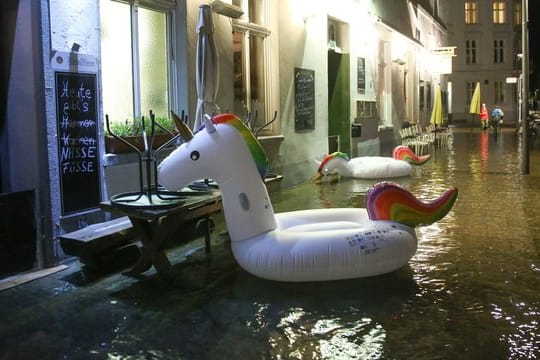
[
  {"left": 466, "top": 81, "right": 476, "bottom": 106},
  {"left": 494, "top": 80, "right": 505, "bottom": 104},
  {"left": 513, "top": 1, "right": 521, "bottom": 25},
  {"left": 494, "top": 39, "right": 504, "bottom": 63},
  {"left": 100, "top": 0, "right": 175, "bottom": 124},
  {"left": 466, "top": 39, "right": 477, "bottom": 64},
  {"left": 465, "top": 1, "right": 478, "bottom": 25},
  {"left": 493, "top": 1, "right": 506, "bottom": 24},
  {"left": 231, "top": 0, "right": 279, "bottom": 136}
]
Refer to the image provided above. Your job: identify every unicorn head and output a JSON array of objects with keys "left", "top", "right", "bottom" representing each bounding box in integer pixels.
[
  {"left": 314, "top": 152, "right": 350, "bottom": 182},
  {"left": 158, "top": 113, "right": 277, "bottom": 241},
  {"left": 159, "top": 113, "right": 269, "bottom": 191}
]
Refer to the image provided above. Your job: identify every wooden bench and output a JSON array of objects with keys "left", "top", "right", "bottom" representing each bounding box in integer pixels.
[{"left": 59, "top": 216, "right": 139, "bottom": 269}]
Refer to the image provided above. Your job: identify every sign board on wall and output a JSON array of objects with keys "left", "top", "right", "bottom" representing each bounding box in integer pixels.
[
  {"left": 55, "top": 71, "right": 101, "bottom": 215},
  {"left": 294, "top": 67, "right": 315, "bottom": 131},
  {"left": 52, "top": 51, "right": 101, "bottom": 216},
  {"left": 357, "top": 57, "right": 365, "bottom": 94}
]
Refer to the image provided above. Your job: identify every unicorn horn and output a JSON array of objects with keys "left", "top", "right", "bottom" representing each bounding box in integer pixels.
[
  {"left": 171, "top": 111, "right": 193, "bottom": 141},
  {"left": 203, "top": 114, "right": 216, "bottom": 134}
]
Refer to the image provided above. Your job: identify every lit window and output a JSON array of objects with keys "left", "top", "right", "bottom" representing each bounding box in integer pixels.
[
  {"left": 513, "top": 1, "right": 521, "bottom": 25},
  {"left": 494, "top": 40, "right": 504, "bottom": 63},
  {"left": 494, "top": 80, "right": 505, "bottom": 103},
  {"left": 232, "top": 0, "right": 278, "bottom": 135},
  {"left": 100, "top": 0, "right": 171, "bottom": 126},
  {"left": 466, "top": 40, "right": 477, "bottom": 64},
  {"left": 493, "top": 1, "right": 506, "bottom": 24},
  {"left": 465, "top": 1, "right": 478, "bottom": 24}
]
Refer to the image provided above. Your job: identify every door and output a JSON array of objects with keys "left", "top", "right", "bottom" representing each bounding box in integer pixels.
[{"left": 328, "top": 50, "right": 351, "bottom": 155}]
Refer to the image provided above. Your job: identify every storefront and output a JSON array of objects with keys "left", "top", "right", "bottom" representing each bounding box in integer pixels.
[{"left": 1, "top": 0, "right": 449, "bottom": 273}]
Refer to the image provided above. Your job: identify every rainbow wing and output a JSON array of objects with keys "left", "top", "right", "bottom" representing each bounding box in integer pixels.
[
  {"left": 392, "top": 146, "right": 430, "bottom": 165},
  {"left": 366, "top": 182, "right": 458, "bottom": 227}
]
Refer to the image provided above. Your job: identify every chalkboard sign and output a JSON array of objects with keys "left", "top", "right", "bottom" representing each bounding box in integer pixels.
[
  {"left": 55, "top": 72, "right": 101, "bottom": 215},
  {"left": 294, "top": 68, "right": 315, "bottom": 131}
]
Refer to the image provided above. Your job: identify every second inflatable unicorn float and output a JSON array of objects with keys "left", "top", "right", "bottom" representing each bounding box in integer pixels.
[
  {"left": 315, "top": 146, "right": 430, "bottom": 182},
  {"left": 158, "top": 113, "right": 458, "bottom": 282}
]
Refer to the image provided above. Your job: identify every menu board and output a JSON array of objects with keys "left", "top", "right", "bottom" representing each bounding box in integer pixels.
[
  {"left": 294, "top": 68, "right": 315, "bottom": 131},
  {"left": 55, "top": 71, "right": 101, "bottom": 215}
]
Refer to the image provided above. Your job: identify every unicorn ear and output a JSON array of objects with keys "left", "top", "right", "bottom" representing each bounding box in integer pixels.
[
  {"left": 171, "top": 111, "right": 193, "bottom": 141},
  {"left": 203, "top": 114, "right": 216, "bottom": 134}
]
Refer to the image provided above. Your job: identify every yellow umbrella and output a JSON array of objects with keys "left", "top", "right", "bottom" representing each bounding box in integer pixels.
[
  {"left": 469, "top": 82, "right": 481, "bottom": 114},
  {"left": 430, "top": 85, "right": 444, "bottom": 125}
]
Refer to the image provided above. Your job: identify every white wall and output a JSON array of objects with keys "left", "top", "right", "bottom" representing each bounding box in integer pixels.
[
  {"left": 274, "top": 0, "right": 329, "bottom": 186},
  {"left": 49, "top": 0, "right": 101, "bottom": 54}
]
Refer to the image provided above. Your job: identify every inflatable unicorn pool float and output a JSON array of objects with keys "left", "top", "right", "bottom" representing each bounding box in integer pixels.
[
  {"left": 315, "top": 146, "right": 430, "bottom": 182},
  {"left": 158, "top": 113, "right": 458, "bottom": 282}
]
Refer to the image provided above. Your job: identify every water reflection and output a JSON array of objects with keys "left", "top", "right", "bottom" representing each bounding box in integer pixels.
[{"left": 268, "top": 129, "right": 540, "bottom": 358}]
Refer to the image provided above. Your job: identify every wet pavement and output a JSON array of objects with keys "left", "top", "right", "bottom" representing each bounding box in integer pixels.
[{"left": 2, "top": 127, "right": 540, "bottom": 359}]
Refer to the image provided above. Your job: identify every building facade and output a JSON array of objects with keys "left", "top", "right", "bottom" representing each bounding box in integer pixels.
[
  {"left": 1, "top": 0, "right": 450, "bottom": 271},
  {"left": 447, "top": 0, "right": 522, "bottom": 126}
]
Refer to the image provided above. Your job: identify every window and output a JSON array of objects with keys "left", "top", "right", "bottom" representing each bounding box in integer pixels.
[
  {"left": 232, "top": 0, "right": 279, "bottom": 135},
  {"left": 356, "top": 101, "right": 377, "bottom": 118},
  {"left": 466, "top": 82, "right": 476, "bottom": 105},
  {"left": 514, "top": 1, "right": 521, "bottom": 25},
  {"left": 493, "top": 1, "right": 506, "bottom": 24},
  {"left": 100, "top": 0, "right": 172, "bottom": 126},
  {"left": 494, "top": 80, "right": 505, "bottom": 103},
  {"left": 494, "top": 40, "right": 504, "bottom": 63},
  {"left": 419, "top": 81, "right": 425, "bottom": 111},
  {"left": 426, "top": 82, "right": 432, "bottom": 111},
  {"left": 466, "top": 40, "right": 477, "bottom": 64},
  {"left": 465, "top": 1, "right": 478, "bottom": 24}
]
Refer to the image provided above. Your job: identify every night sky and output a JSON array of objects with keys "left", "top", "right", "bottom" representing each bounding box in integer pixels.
[{"left": 529, "top": 1, "right": 539, "bottom": 90}]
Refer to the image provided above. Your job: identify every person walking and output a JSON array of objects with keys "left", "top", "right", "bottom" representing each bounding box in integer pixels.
[
  {"left": 490, "top": 105, "right": 504, "bottom": 132},
  {"left": 480, "top": 103, "right": 489, "bottom": 130}
]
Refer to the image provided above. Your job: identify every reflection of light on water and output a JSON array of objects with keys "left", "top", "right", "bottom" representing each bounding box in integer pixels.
[
  {"left": 479, "top": 131, "right": 489, "bottom": 172},
  {"left": 273, "top": 309, "right": 386, "bottom": 359},
  {"left": 411, "top": 211, "right": 458, "bottom": 294},
  {"left": 491, "top": 303, "right": 540, "bottom": 359},
  {"left": 314, "top": 318, "right": 385, "bottom": 359}
]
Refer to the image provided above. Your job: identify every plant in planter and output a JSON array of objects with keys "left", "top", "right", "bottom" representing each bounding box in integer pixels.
[{"left": 105, "top": 114, "right": 179, "bottom": 154}]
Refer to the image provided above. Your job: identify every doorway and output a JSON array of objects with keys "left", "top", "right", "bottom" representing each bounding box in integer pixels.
[{"left": 327, "top": 18, "right": 350, "bottom": 155}]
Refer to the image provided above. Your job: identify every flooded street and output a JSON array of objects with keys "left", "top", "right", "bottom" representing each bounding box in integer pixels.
[{"left": 2, "top": 128, "right": 540, "bottom": 359}]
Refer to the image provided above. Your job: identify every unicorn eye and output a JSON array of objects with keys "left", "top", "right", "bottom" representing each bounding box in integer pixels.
[{"left": 190, "top": 151, "right": 200, "bottom": 161}]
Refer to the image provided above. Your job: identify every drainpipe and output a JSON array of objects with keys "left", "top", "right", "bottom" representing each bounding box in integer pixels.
[{"left": 521, "top": 0, "right": 529, "bottom": 174}]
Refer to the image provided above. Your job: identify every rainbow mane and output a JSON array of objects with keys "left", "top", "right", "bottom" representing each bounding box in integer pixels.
[
  {"left": 366, "top": 182, "right": 458, "bottom": 227},
  {"left": 203, "top": 113, "right": 269, "bottom": 179},
  {"left": 392, "top": 146, "right": 430, "bottom": 166},
  {"left": 318, "top": 152, "right": 350, "bottom": 173}
]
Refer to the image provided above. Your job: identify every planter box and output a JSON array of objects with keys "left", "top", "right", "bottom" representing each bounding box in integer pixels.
[{"left": 105, "top": 134, "right": 175, "bottom": 154}]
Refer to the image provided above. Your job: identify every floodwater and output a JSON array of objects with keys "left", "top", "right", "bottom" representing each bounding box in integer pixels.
[{"left": 2, "top": 128, "right": 540, "bottom": 359}]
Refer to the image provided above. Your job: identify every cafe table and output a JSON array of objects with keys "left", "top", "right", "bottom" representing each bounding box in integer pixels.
[{"left": 100, "top": 188, "right": 222, "bottom": 279}]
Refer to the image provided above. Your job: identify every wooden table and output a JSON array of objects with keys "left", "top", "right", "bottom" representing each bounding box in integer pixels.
[{"left": 100, "top": 190, "right": 222, "bottom": 279}]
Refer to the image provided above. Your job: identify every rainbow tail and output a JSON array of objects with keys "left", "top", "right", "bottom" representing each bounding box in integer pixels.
[
  {"left": 366, "top": 182, "right": 458, "bottom": 227},
  {"left": 392, "top": 145, "right": 430, "bottom": 165}
]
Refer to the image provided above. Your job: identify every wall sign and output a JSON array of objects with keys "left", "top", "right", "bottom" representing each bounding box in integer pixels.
[
  {"left": 357, "top": 57, "right": 366, "bottom": 94},
  {"left": 55, "top": 71, "right": 101, "bottom": 215},
  {"left": 294, "top": 67, "right": 315, "bottom": 131}
]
